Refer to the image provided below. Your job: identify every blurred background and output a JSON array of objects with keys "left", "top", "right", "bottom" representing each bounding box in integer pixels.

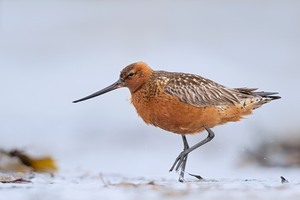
[{"left": 0, "top": 0, "right": 299, "bottom": 179}]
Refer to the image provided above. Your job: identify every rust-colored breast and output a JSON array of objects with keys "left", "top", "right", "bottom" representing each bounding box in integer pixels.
[
  {"left": 132, "top": 90, "right": 215, "bottom": 134},
  {"left": 129, "top": 73, "right": 219, "bottom": 134}
]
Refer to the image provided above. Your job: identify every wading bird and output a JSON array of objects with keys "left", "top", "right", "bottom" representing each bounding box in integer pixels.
[{"left": 73, "top": 62, "right": 280, "bottom": 182}]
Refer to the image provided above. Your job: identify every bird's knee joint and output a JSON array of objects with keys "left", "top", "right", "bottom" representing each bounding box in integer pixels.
[{"left": 209, "top": 133, "right": 215, "bottom": 139}]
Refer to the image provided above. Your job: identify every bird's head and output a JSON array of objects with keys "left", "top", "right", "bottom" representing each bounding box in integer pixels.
[{"left": 73, "top": 62, "right": 153, "bottom": 103}]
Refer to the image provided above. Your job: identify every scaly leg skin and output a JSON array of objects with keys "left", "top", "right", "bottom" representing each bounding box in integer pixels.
[
  {"left": 178, "top": 135, "right": 189, "bottom": 182},
  {"left": 169, "top": 127, "right": 215, "bottom": 181}
]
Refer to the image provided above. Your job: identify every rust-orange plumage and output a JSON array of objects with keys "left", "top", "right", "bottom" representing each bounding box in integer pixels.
[{"left": 73, "top": 62, "right": 280, "bottom": 182}]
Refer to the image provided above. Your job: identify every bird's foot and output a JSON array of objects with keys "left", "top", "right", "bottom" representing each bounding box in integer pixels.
[
  {"left": 169, "top": 151, "right": 188, "bottom": 172},
  {"left": 178, "top": 176, "right": 185, "bottom": 182},
  {"left": 188, "top": 173, "right": 203, "bottom": 180}
]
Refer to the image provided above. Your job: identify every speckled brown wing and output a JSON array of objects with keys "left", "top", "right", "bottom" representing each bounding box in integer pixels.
[{"left": 163, "top": 72, "right": 242, "bottom": 107}]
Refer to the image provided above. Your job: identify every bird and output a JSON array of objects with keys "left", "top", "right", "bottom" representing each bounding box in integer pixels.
[{"left": 73, "top": 62, "right": 281, "bottom": 182}]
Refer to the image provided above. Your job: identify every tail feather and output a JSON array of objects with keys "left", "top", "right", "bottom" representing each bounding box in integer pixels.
[
  {"left": 253, "top": 91, "right": 281, "bottom": 100},
  {"left": 234, "top": 87, "right": 281, "bottom": 100}
]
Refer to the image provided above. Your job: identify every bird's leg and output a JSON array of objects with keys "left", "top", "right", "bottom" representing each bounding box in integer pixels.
[
  {"left": 169, "top": 127, "right": 215, "bottom": 174},
  {"left": 178, "top": 135, "right": 190, "bottom": 182}
]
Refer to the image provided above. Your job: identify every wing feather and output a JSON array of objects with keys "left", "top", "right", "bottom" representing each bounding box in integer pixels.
[{"left": 164, "top": 73, "right": 241, "bottom": 107}]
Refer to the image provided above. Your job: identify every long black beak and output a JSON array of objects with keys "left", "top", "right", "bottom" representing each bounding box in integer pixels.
[{"left": 73, "top": 79, "right": 123, "bottom": 103}]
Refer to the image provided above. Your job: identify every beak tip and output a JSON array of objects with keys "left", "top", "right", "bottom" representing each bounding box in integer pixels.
[
  {"left": 73, "top": 79, "right": 122, "bottom": 104},
  {"left": 73, "top": 99, "right": 83, "bottom": 103}
]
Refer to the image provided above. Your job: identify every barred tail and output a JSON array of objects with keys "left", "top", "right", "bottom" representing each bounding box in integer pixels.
[
  {"left": 234, "top": 88, "right": 281, "bottom": 111},
  {"left": 253, "top": 91, "right": 281, "bottom": 100},
  {"left": 234, "top": 88, "right": 281, "bottom": 101}
]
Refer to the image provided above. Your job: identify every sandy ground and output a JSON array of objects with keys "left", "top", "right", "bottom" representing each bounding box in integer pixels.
[{"left": 1, "top": 168, "right": 300, "bottom": 200}]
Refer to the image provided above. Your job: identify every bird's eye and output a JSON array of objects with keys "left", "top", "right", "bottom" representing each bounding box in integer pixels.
[{"left": 127, "top": 72, "right": 136, "bottom": 78}]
